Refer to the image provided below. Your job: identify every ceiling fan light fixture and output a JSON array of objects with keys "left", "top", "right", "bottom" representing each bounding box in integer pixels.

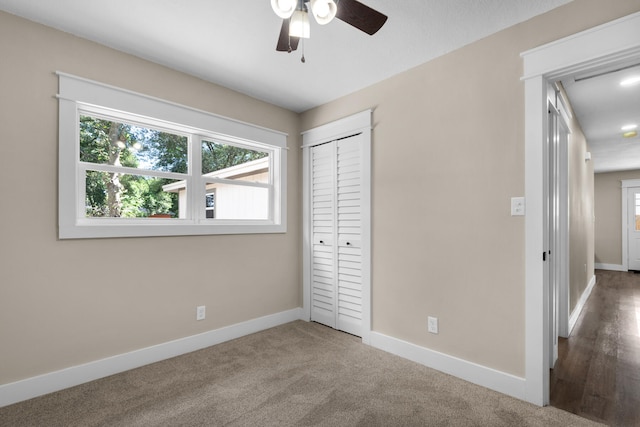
[
  {"left": 271, "top": 0, "right": 296, "bottom": 19},
  {"left": 310, "top": 0, "right": 337, "bottom": 25},
  {"left": 290, "top": 9, "right": 310, "bottom": 38}
]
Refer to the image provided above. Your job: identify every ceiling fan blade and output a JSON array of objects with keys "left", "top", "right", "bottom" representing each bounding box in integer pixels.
[
  {"left": 276, "top": 18, "right": 300, "bottom": 52},
  {"left": 335, "top": 0, "right": 387, "bottom": 35}
]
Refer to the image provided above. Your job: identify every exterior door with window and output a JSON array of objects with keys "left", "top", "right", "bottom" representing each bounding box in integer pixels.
[{"left": 628, "top": 188, "right": 640, "bottom": 270}]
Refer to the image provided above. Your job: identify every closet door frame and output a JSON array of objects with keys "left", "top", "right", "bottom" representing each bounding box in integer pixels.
[{"left": 302, "top": 110, "right": 372, "bottom": 344}]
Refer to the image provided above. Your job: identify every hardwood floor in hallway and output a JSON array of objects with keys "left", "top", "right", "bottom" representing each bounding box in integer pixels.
[{"left": 550, "top": 269, "right": 640, "bottom": 426}]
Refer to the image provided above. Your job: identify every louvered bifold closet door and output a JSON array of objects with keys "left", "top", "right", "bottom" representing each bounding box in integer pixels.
[
  {"left": 335, "top": 137, "right": 363, "bottom": 336},
  {"left": 310, "top": 142, "right": 337, "bottom": 329},
  {"left": 310, "top": 136, "right": 364, "bottom": 337}
]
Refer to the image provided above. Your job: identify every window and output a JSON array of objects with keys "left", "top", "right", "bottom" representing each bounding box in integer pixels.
[
  {"left": 205, "top": 191, "right": 216, "bottom": 218},
  {"left": 58, "top": 73, "right": 287, "bottom": 238},
  {"left": 636, "top": 193, "right": 640, "bottom": 231}
]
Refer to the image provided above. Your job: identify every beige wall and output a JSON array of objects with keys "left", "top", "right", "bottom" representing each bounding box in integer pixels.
[
  {"left": 2, "top": 0, "right": 640, "bottom": 391},
  {"left": 300, "top": 0, "right": 640, "bottom": 377},
  {"left": 0, "top": 11, "right": 301, "bottom": 384},
  {"left": 595, "top": 170, "right": 640, "bottom": 266},
  {"left": 565, "top": 96, "right": 595, "bottom": 313}
]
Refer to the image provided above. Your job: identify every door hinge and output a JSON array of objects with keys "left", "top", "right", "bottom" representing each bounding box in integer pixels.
[{"left": 543, "top": 251, "right": 547, "bottom": 261}]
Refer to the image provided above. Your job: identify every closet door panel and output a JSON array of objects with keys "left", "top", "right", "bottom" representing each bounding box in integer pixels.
[
  {"left": 310, "top": 143, "right": 336, "bottom": 328},
  {"left": 336, "top": 138, "right": 363, "bottom": 336}
]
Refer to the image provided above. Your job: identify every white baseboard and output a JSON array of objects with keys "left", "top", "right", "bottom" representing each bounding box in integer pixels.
[
  {"left": 369, "top": 332, "right": 526, "bottom": 401},
  {"left": 594, "top": 263, "right": 625, "bottom": 272},
  {"left": 0, "top": 308, "right": 304, "bottom": 408},
  {"left": 568, "top": 274, "right": 596, "bottom": 335}
]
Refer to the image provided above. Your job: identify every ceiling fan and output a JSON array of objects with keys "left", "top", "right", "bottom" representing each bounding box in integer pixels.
[{"left": 272, "top": 0, "right": 387, "bottom": 60}]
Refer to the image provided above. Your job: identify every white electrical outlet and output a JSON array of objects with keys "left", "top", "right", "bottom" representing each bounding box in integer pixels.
[
  {"left": 428, "top": 316, "right": 439, "bottom": 334},
  {"left": 511, "top": 197, "right": 525, "bottom": 216},
  {"left": 196, "top": 305, "right": 206, "bottom": 321}
]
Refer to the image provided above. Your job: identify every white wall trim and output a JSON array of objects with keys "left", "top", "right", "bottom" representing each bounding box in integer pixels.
[
  {"left": 551, "top": 91, "right": 571, "bottom": 340},
  {"left": 520, "top": 12, "right": 640, "bottom": 81},
  {"left": 568, "top": 275, "right": 596, "bottom": 335},
  {"left": 521, "top": 11, "right": 640, "bottom": 406},
  {"left": 622, "top": 184, "right": 629, "bottom": 271},
  {"left": 621, "top": 179, "right": 640, "bottom": 188},
  {"left": 0, "top": 308, "right": 304, "bottom": 408},
  {"left": 594, "top": 263, "right": 625, "bottom": 272},
  {"left": 370, "top": 332, "right": 526, "bottom": 401},
  {"left": 301, "top": 109, "right": 372, "bottom": 148}
]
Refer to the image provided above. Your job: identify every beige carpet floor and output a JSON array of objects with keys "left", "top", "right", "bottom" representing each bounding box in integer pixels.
[{"left": 0, "top": 321, "right": 601, "bottom": 426}]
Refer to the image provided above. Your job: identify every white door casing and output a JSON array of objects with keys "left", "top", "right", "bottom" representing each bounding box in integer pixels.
[
  {"left": 302, "top": 110, "right": 372, "bottom": 343},
  {"left": 545, "top": 100, "right": 560, "bottom": 369},
  {"left": 522, "top": 11, "right": 640, "bottom": 406},
  {"left": 546, "top": 95, "right": 571, "bottom": 367},
  {"left": 556, "top": 97, "right": 570, "bottom": 340}
]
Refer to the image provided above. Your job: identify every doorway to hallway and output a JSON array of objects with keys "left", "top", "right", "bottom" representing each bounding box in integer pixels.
[{"left": 522, "top": 10, "right": 640, "bottom": 405}]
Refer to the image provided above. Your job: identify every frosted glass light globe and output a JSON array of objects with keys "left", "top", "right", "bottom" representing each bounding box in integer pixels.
[
  {"left": 314, "top": 1, "right": 330, "bottom": 18},
  {"left": 271, "top": 0, "right": 296, "bottom": 18}
]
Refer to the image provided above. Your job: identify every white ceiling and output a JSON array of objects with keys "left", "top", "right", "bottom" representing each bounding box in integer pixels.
[
  {"left": 0, "top": 0, "right": 571, "bottom": 113},
  {"left": 3, "top": 0, "right": 637, "bottom": 173},
  {"left": 562, "top": 64, "right": 640, "bottom": 174}
]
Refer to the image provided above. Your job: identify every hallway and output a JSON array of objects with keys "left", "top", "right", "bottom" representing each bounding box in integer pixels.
[{"left": 550, "top": 270, "right": 640, "bottom": 425}]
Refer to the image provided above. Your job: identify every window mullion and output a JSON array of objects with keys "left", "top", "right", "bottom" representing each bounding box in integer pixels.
[
  {"left": 77, "top": 161, "right": 87, "bottom": 220},
  {"left": 201, "top": 177, "right": 271, "bottom": 189},
  {"left": 79, "top": 162, "right": 186, "bottom": 181},
  {"left": 191, "top": 135, "right": 204, "bottom": 222},
  {"left": 269, "top": 151, "right": 276, "bottom": 222}
]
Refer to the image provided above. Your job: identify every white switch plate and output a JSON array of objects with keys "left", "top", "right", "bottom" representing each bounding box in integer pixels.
[
  {"left": 427, "top": 316, "right": 439, "bottom": 334},
  {"left": 196, "top": 305, "right": 206, "bottom": 321},
  {"left": 511, "top": 197, "right": 525, "bottom": 216}
]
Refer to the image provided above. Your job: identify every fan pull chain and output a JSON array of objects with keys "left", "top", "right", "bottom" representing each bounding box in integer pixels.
[{"left": 301, "top": 38, "right": 306, "bottom": 63}]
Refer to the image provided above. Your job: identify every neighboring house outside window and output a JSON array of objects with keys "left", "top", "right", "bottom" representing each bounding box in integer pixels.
[{"left": 163, "top": 156, "right": 270, "bottom": 220}]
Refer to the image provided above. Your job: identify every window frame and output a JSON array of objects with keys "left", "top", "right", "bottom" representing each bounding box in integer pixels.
[{"left": 58, "top": 72, "right": 287, "bottom": 239}]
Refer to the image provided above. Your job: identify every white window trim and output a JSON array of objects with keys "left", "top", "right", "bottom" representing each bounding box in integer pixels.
[{"left": 58, "top": 72, "right": 287, "bottom": 239}]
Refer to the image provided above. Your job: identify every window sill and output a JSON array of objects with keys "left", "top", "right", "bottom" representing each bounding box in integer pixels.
[{"left": 59, "top": 221, "right": 287, "bottom": 239}]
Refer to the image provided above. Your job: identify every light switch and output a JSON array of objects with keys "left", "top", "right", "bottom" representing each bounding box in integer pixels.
[{"left": 511, "top": 197, "right": 525, "bottom": 216}]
